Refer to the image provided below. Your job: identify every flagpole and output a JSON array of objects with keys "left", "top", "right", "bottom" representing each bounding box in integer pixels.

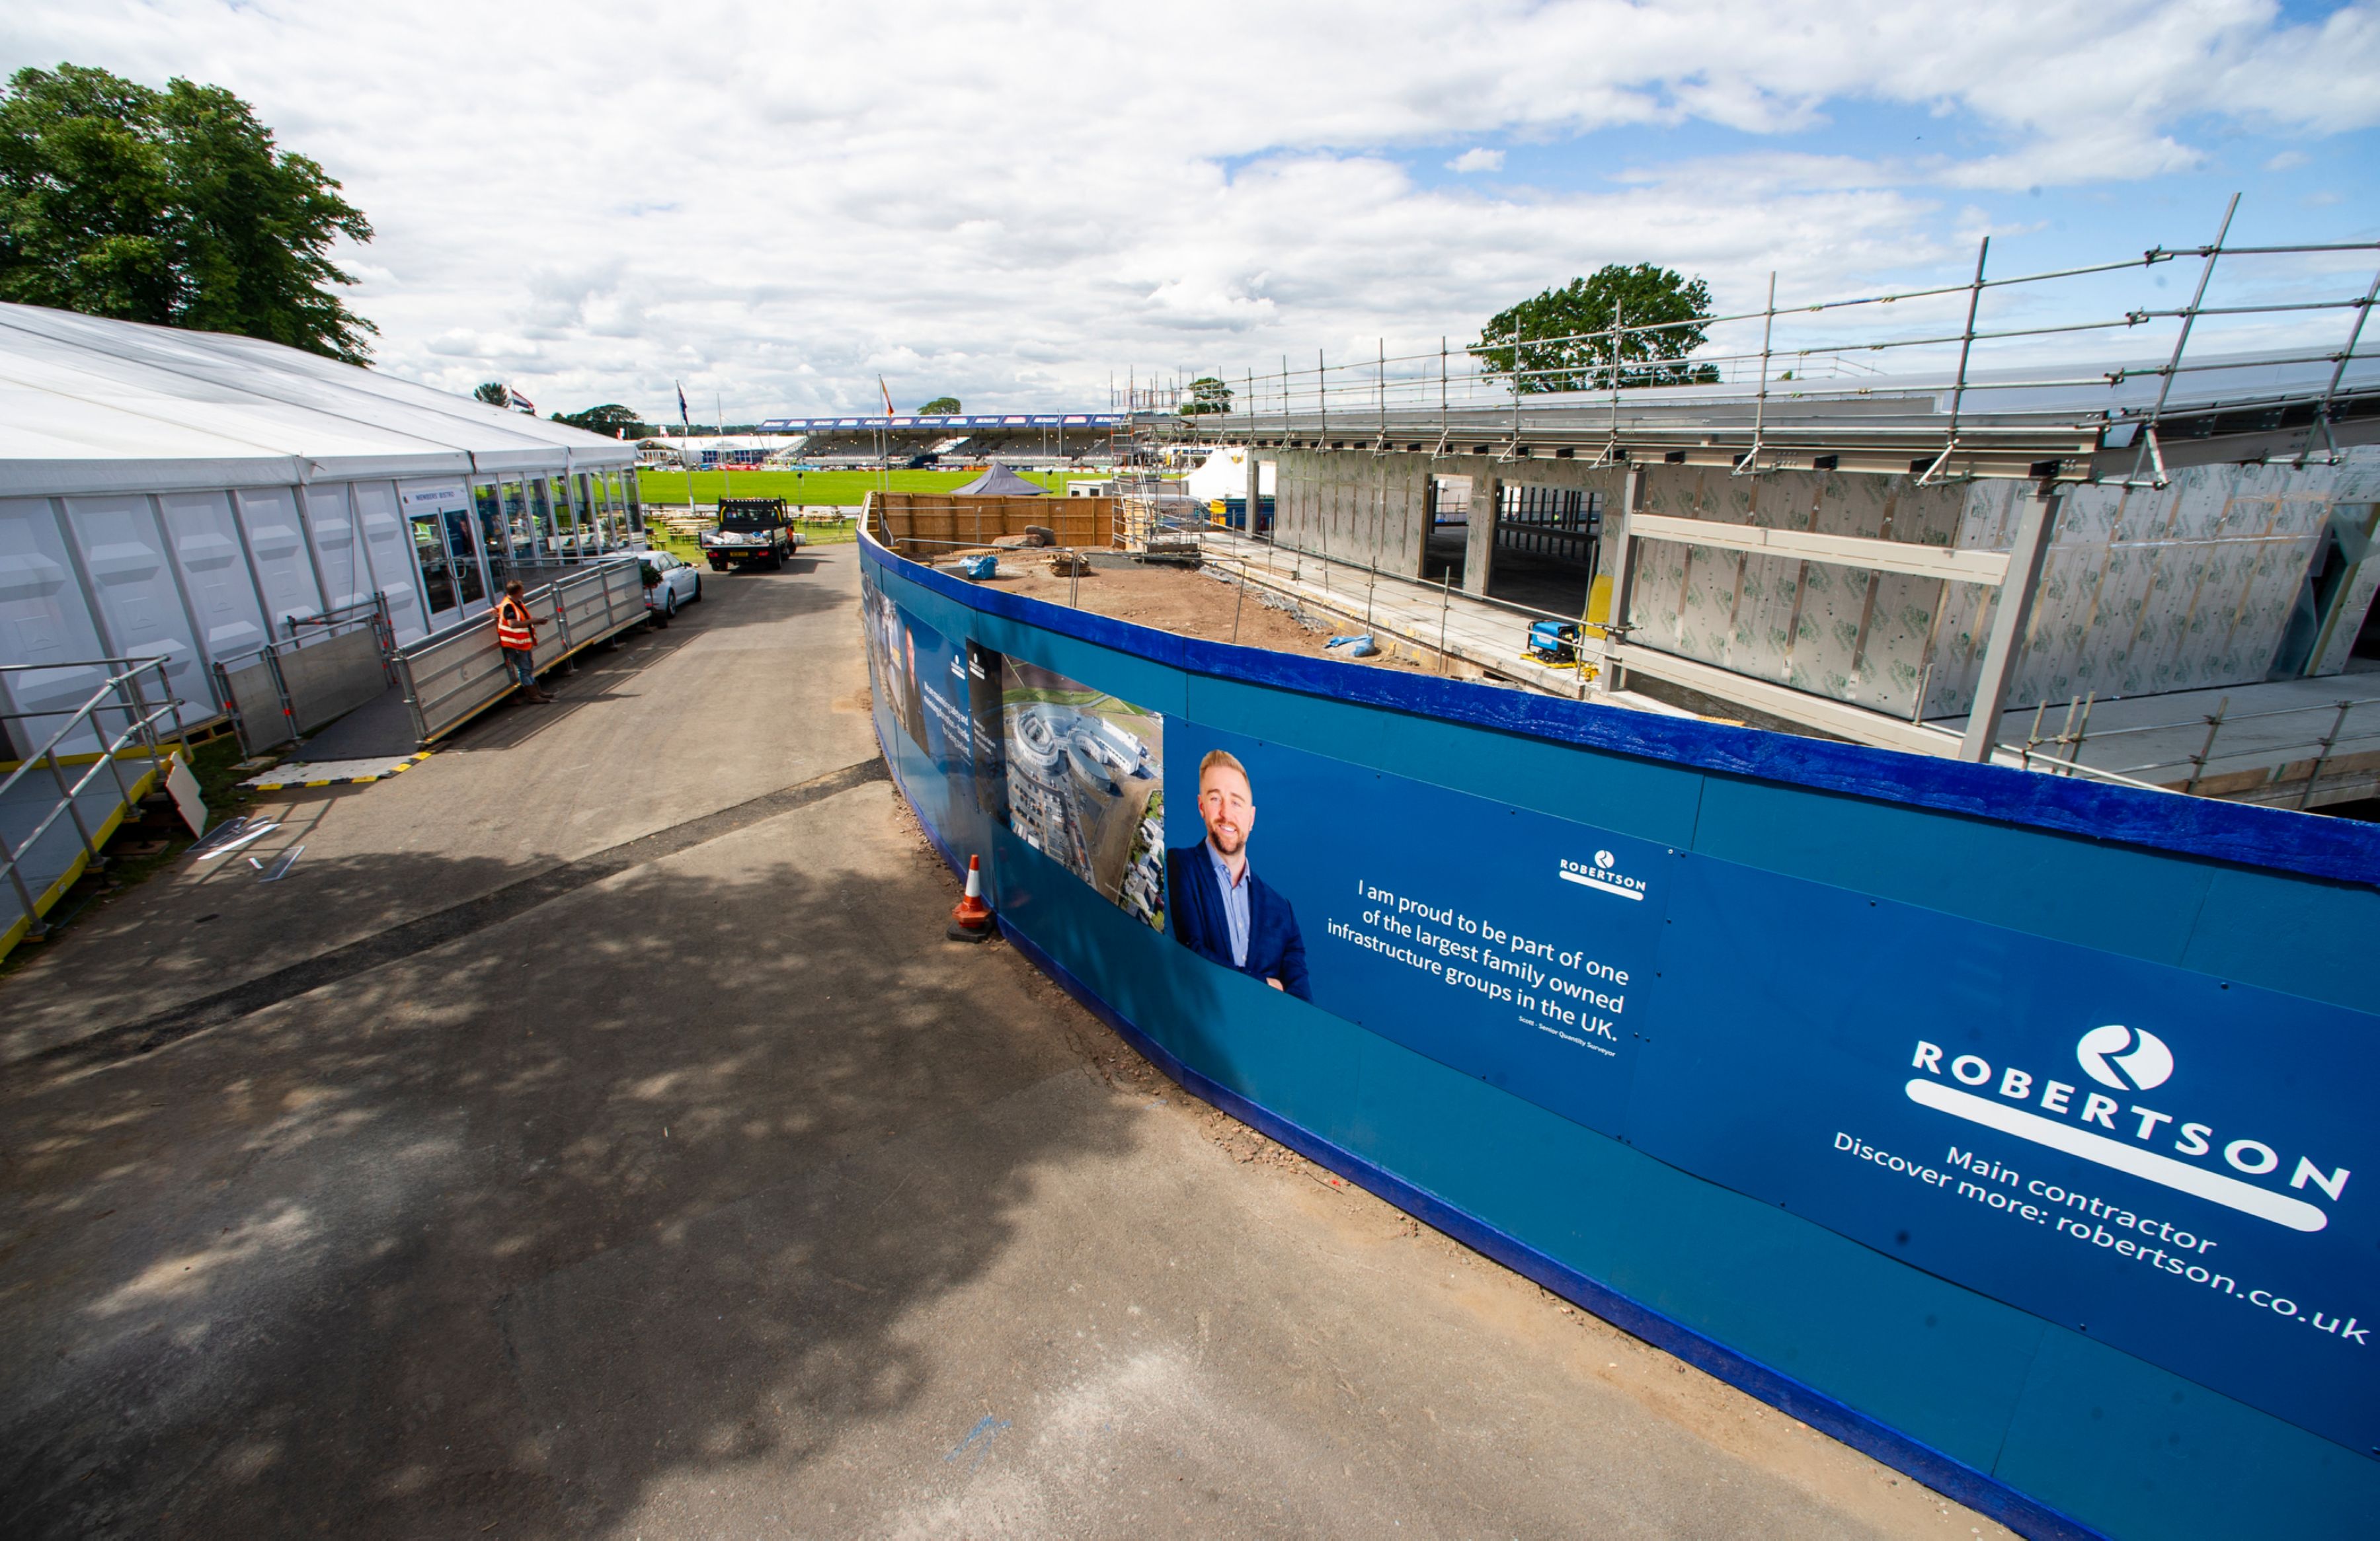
[
  {"left": 716, "top": 393, "right": 729, "bottom": 502},
  {"left": 677, "top": 380, "right": 695, "bottom": 528}
]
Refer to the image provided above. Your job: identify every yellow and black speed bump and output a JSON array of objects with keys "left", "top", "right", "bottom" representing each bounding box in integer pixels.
[{"left": 246, "top": 751, "right": 432, "bottom": 792}]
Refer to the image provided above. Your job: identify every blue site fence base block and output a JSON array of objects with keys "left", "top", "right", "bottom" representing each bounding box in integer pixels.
[{"left": 862, "top": 533, "right": 2379, "bottom": 1541}]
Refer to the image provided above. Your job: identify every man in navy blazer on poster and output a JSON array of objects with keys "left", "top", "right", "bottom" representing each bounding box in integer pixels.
[{"left": 1167, "top": 748, "right": 1311, "bottom": 1000}]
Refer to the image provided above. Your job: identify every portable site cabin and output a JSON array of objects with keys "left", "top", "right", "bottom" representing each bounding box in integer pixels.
[{"left": 0, "top": 302, "right": 644, "bottom": 756}]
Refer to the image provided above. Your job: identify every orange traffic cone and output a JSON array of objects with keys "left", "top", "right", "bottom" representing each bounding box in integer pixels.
[{"left": 948, "top": 854, "right": 994, "bottom": 941}]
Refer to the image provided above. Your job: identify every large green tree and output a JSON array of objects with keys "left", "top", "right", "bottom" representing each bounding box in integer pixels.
[
  {"left": 1179, "top": 376, "right": 1232, "bottom": 415},
  {"left": 1470, "top": 264, "right": 1721, "bottom": 393},
  {"left": 553, "top": 403, "right": 650, "bottom": 438},
  {"left": 917, "top": 395, "right": 961, "bottom": 414},
  {"left": 0, "top": 63, "right": 376, "bottom": 362}
]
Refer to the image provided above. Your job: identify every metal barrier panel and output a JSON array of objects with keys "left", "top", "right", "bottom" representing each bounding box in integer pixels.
[
  {"left": 217, "top": 655, "right": 286, "bottom": 754},
  {"left": 395, "top": 560, "right": 647, "bottom": 744},
  {"left": 398, "top": 613, "right": 510, "bottom": 742},
  {"left": 277, "top": 626, "right": 387, "bottom": 735}
]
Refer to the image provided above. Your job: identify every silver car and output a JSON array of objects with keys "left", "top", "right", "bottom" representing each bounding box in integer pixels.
[{"left": 639, "top": 550, "right": 703, "bottom": 623}]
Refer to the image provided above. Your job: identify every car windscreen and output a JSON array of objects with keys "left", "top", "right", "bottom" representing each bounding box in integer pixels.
[{"left": 719, "top": 512, "right": 781, "bottom": 531}]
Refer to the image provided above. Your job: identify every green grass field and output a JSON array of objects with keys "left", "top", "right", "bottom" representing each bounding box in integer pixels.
[{"left": 635, "top": 468, "right": 1078, "bottom": 509}]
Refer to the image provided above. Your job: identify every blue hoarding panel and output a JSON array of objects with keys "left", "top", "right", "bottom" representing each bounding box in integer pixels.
[
  {"left": 2176, "top": 863, "right": 2380, "bottom": 1015},
  {"left": 1633, "top": 856, "right": 2378, "bottom": 1455},
  {"left": 861, "top": 535, "right": 2379, "bottom": 1541},
  {"left": 1994, "top": 1328, "right": 2380, "bottom": 1540},
  {"left": 1162, "top": 721, "right": 1669, "bottom": 1136},
  {"left": 1687, "top": 773, "right": 2218, "bottom": 972},
  {"left": 1181, "top": 672, "right": 1708, "bottom": 849}
]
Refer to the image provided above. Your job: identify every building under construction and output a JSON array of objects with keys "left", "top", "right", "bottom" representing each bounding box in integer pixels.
[{"left": 1171, "top": 208, "right": 2380, "bottom": 809}]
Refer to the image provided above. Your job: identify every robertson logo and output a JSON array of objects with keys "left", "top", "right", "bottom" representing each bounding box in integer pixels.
[
  {"left": 2077, "top": 1024, "right": 2173, "bottom": 1091},
  {"left": 1559, "top": 850, "right": 1646, "bottom": 902},
  {"left": 1907, "top": 1028, "right": 2349, "bottom": 1233}
]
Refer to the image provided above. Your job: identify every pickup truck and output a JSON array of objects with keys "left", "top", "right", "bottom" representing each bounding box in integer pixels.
[{"left": 699, "top": 498, "right": 806, "bottom": 571}]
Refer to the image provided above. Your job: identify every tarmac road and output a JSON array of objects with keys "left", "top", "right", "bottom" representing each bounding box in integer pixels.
[{"left": 0, "top": 547, "right": 2012, "bottom": 1538}]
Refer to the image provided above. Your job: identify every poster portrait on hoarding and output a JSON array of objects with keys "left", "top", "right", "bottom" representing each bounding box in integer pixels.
[
  {"left": 997, "top": 658, "right": 1166, "bottom": 929},
  {"left": 1161, "top": 723, "right": 1666, "bottom": 1135},
  {"left": 1164, "top": 748, "right": 1310, "bottom": 1000}
]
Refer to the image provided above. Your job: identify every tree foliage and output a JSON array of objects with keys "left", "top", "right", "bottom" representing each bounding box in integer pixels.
[
  {"left": 917, "top": 395, "right": 961, "bottom": 414},
  {"left": 1180, "top": 376, "right": 1232, "bottom": 415},
  {"left": 0, "top": 63, "right": 377, "bottom": 362},
  {"left": 552, "top": 403, "right": 650, "bottom": 438},
  {"left": 473, "top": 381, "right": 511, "bottom": 408},
  {"left": 1470, "top": 264, "right": 1720, "bottom": 393}
]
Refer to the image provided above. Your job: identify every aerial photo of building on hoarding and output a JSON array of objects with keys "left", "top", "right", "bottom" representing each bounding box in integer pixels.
[{"left": 998, "top": 661, "right": 1165, "bottom": 928}]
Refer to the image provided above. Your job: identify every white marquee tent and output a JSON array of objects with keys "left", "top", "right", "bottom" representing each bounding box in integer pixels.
[
  {"left": 1182, "top": 446, "right": 1275, "bottom": 504},
  {"left": 951, "top": 462, "right": 1047, "bottom": 496},
  {"left": 0, "top": 302, "right": 641, "bottom": 748}
]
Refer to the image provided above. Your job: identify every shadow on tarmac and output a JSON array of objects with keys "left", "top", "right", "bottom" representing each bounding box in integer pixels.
[
  {"left": 444, "top": 556, "right": 852, "bottom": 756},
  {"left": 0, "top": 795, "right": 1142, "bottom": 1537}
]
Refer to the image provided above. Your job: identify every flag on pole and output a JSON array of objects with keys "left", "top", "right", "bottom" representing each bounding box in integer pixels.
[
  {"left": 510, "top": 389, "right": 536, "bottom": 414},
  {"left": 879, "top": 376, "right": 895, "bottom": 417},
  {"left": 676, "top": 383, "right": 691, "bottom": 428}
]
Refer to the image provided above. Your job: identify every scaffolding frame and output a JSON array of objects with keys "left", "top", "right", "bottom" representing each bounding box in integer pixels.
[{"left": 1143, "top": 194, "right": 2380, "bottom": 486}]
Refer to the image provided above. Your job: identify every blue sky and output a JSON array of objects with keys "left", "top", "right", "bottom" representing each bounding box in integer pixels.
[
  {"left": 1404, "top": 98, "right": 2376, "bottom": 267},
  {"left": 5, "top": 1, "right": 2376, "bottom": 416}
]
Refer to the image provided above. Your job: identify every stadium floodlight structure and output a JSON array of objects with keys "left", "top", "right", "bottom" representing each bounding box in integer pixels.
[{"left": 1175, "top": 196, "right": 2380, "bottom": 487}]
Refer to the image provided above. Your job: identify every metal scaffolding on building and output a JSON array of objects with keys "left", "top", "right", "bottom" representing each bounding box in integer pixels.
[{"left": 1165, "top": 199, "right": 2379, "bottom": 483}]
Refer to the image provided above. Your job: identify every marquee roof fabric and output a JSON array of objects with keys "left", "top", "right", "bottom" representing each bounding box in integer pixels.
[
  {"left": 0, "top": 301, "right": 637, "bottom": 499},
  {"left": 951, "top": 463, "right": 1047, "bottom": 496},
  {"left": 1183, "top": 446, "right": 1276, "bottom": 502}
]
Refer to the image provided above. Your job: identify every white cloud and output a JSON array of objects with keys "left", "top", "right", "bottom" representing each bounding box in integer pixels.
[
  {"left": 1, "top": 1, "right": 2373, "bottom": 416},
  {"left": 1447, "top": 147, "right": 1505, "bottom": 173},
  {"left": 2265, "top": 149, "right": 2312, "bottom": 171}
]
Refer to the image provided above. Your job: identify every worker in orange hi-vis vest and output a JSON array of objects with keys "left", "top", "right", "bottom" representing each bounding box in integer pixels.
[{"left": 495, "top": 579, "right": 555, "bottom": 703}]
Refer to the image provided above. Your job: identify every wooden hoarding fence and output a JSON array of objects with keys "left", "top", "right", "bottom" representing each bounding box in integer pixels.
[{"left": 871, "top": 493, "right": 1116, "bottom": 558}]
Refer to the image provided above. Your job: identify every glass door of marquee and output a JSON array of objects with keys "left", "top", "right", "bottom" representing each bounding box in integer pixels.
[
  {"left": 473, "top": 480, "right": 520, "bottom": 589},
  {"left": 583, "top": 471, "right": 627, "bottom": 551},
  {"left": 548, "top": 473, "right": 587, "bottom": 556},
  {"left": 408, "top": 493, "right": 493, "bottom": 625},
  {"left": 444, "top": 508, "right": 491, "bottom": 614},
  {"left": 411, "top": 511, "right": 459, "bottom": 624}
]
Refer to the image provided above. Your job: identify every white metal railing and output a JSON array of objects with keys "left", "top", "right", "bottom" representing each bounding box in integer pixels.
[
  {"left": 1152, "top": 192, "right": 2377, "bottom": 483},
  {"left": 0, "top": 656, "right": 190, "bottom": 941},
  {"left": 2020, "top": 692, "right": 2380, "bottom": 807}
]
